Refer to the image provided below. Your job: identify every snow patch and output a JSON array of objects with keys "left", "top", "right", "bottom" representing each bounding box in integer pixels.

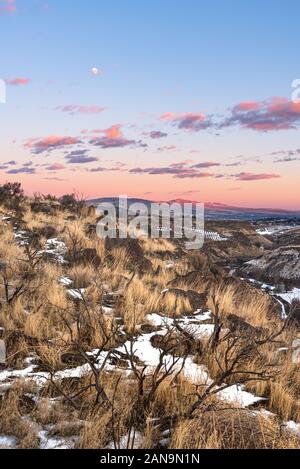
[{"left": 0, "top": 435, "right": 17, "bottom": 448}]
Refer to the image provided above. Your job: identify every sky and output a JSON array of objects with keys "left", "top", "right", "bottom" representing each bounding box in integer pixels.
[{"left": 0, "top": 0, "right": 300, "bottom": 210}]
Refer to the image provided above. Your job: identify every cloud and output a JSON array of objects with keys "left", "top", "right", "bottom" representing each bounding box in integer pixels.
[
  {"left": 269, "top": 148, "right": 300, "bottom": 163},
  {"left": 271, "top": 149, "right": 300, "bottom": 156},
  {"left": 25, "top": 135, "right": 81, "bottom": 154},
  {"left": 234, "top": 101, "right": 261, "bottom": 111},
  {"left": 224, "top": 161, "right": 242, "bottom": 167},
  {"left": 160, "top": 112, "right": 212, "bottom": 131},
  {"left": 6, "top": 167, "right": 35, "bottom": 175},
  {"left": 5, "top": 160, "right": 17, "bottom": 165},
  {"left": 47, "top": 163, "right": 66, "bottom": 171},
  {"left": 44, "top": 177, "right": 67, "bottom": 182},
  {"left": 89, "top": 124, "right": 141, "bottom": 149},
  {"left": 179, "top": 190, "right": 201, "bottom": 195},
  {"left": 88, "top": 161, "right": 128, "bottom": 173},
  {"left": 57, "top": 105, "right": 105, "bottom": 115},
  {"left": 223, "top": 98, "right": 300, "bottom": 131},
  {"left": 90, "top": 137, "right": 137, "bottom": 149},
  {"left": 175, "top": 172, "right": 214, "bottom": 179},
  {"left": 64, "top": 150, "right": 98, "bottom": 164},
  {"left": 89, "top": 166, "right": 123, "bottom": 173},
  {"left": 103, "top": 125, "right": 123, "bottom": 139},
  {"left": 192, "top": 161, "right": 221, "bottom": 169},
  {"left": 6, "top": 77, "right": 30, "bottom": 86},
  {"left": 89, "top": 167, "right": 106, "bottom": 172},
  {"left": 129, "top": 160, "right": 216, "bottom": 179},
  {"left": 233, "top": 172, "right": 281, "bottom": 181},
  {"left": 0, "top": 0, "right": 16, "bottom": 13},
  {"left": 159, "top": 98, "right": 300, "bottom": 134},
  {"left": 130, "top": 164, "right": 214, "bottom": 179},
  {"left": 157, "top": 145, "right": 177, "bottom": 152},
  {"left": 274, "top": 157, "right": 300, "bottom": 163},
  {"left": 148, "top": 131, "right": 168, "bottom": 139},
  {"left": 128, "top": 160, "right": 279, "bottom": 181},
  {"left": 66, "top": 155, "right": 98, "bottom": 165},
  {"left": 90, "top": 125, "right": 123, "bottom": 138},
  {"left": 67, "top": 156, "right": 98, "bottom": 164},
  {"left": 171, "top": 160, "right": 194, "bottom": 167},
  {"left": 65, "top": 149, "right": 88, "bottom": 157}
]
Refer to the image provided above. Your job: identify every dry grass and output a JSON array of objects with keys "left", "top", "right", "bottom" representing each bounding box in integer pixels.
[
  {"left": 141, "top": 238, "right": 176, "bottom": 254},
  {"left": 207, "top": 281, "right": 279, "bottom": 326},
  {"left": 171, "top": 409, "right": 300, "bottom": 449},
  {"left": 0, "top": 197, "right": 299, "bottom": 450}
]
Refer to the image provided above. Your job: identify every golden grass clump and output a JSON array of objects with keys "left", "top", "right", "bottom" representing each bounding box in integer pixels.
[{"left": 171, "top": 409, "right": 300, "bottom": 449}]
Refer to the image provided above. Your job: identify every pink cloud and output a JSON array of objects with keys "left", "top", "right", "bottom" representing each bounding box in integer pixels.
[
  {"left": 89, "top": 124, "right": 146, "bottom": 149},
  {"left": 102, "top": 125, "right": 123, "bottom": 139},
  {"left": 0, "top": 0, "right": 16, "bottom": 13},
  {"left": 160, "top": 112, "right": 177, "bottom": 121},
  {"left": 47, "top": 163, "right": 66, "bottom": 171},
  {"left": 235, "top": 101, "right": 261, "bottom": 111},
  {"left": 234, "top": 172, "right": 281, "bottom": 181},
  {"left": 25, "top": 135, "right": 81, "bottom": 154},
  {"left": 88, "top": 125, "right": 123, "bottom": 138},
  {"left": 225, "top": 97, "right": 300, "bottom": 131},
  {"left": 160, "top": 112, "right": 211, "bottom": 131},
  {"left": 6, "top": 77, "right": 31, "bottom": 86}
]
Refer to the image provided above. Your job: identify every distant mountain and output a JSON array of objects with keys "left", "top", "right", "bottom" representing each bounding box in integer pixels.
[
  {"left": 88, "top": 197, "right": 153, "bottom": 207},
  {"left": 87, "top": 197, "right": 300, "bottom": 221},
  {"left": 169, "top": 199, "right": 300, "bottom": 215}
]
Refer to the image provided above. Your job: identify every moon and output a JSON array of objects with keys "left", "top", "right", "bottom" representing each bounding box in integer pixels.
[{"left": 91, "top": 67, "right": 100, "bottom": 76}]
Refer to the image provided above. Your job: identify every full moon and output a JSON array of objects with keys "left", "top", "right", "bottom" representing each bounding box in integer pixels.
[{"left": 91, "top": 67, "right": 100, "bottom": 76}]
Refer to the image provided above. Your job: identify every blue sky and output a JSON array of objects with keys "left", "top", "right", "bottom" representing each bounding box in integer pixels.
[{"left": 0, "top": 0, "right": 300, "bottom": 209}]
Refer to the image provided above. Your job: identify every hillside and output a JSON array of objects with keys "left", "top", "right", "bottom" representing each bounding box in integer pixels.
[{"left": 0, "top": 187, "right": 299, "bottom": 450}]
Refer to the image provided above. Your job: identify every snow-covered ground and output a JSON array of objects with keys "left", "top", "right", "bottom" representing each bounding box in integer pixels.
[
  {"left": 0, "top": 435, "right": 17, "bottom": 449},
  {"left": 256, "top": 225, "right": 299, "bottom": 236},
  {"left": 41, "top": 238, "right": 67, "bottom": 264},
  {"left": 0, "top": 309, "right": 263, "bottom": 409},
  {"left": 278, "top": 288, "right": 300, "bottom": 304}
]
